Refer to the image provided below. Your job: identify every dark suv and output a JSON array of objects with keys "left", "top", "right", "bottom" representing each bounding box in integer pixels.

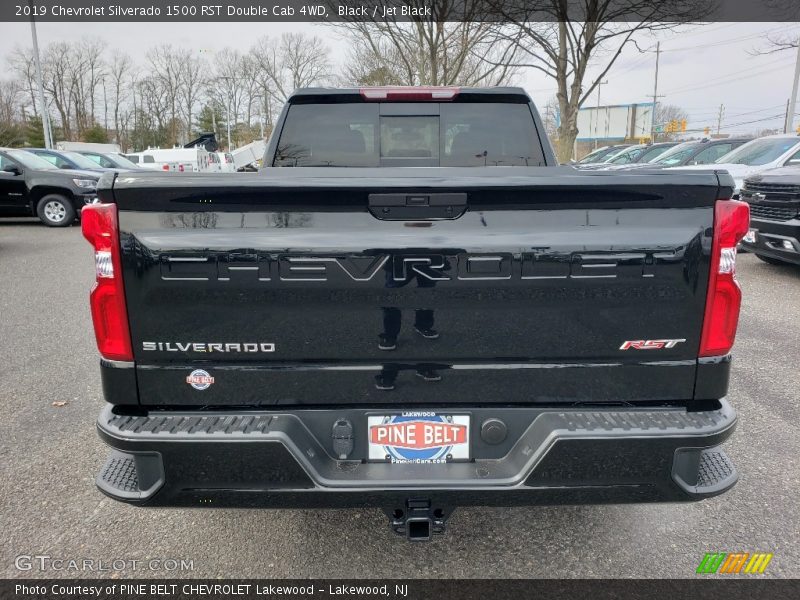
[
  {"left": 0, "top": 148, "right": 100, "bottom": 226},
  {"left": 739, "top": 166, "right": 800, "bottom": 265}
]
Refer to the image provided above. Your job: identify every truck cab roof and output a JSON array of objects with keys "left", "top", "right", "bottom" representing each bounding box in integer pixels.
[{"left": 287, "top": 86, "right": 533, "bottom": 104}]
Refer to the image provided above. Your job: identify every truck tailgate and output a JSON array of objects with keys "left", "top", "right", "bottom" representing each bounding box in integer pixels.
[{"left": 106, "top": 167, "right": 725, "bottom": 407}]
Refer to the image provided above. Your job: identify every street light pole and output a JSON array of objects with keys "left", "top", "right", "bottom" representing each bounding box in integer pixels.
[
  {"left": 651, "top": 41, "right": 661, "bottom": 143},
  {"left": 226, "top": 96, "right": 231, "bottom": 150},
  {"left": 220, "top": 75, "right": 233, "bottom": 150},
  {"left": 28, "top": 0, "right": 52, "bottom": 149},
  {"left": 594, "top": 79, "right": 608, "bottom": 150},
  {"left": 260, "top": 97, "right": 265, "bottom": 139},
  {"left": 785, "top": 37, "right": 800, "bottom": 134}
]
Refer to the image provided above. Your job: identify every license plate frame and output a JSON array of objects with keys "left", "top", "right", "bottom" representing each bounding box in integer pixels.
[{"left": 367, "top": 413, "right": 470, "bottom": 464}]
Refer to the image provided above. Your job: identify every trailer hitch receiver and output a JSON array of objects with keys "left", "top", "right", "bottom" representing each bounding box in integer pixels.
[{"left": 386, "top": 499, "right": 450, "bottom": 541}]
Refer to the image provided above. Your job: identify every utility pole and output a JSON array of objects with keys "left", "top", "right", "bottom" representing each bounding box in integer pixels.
[
  {"left": 785, "top": 37, "right": 800, "bottom": 134},
  {"left": 594, "top": 79, "right": 608, "bottom": 150},
  {"left": 650, "top": 41, "right": 661, "bottom": 143},
  {"left": 716, "top": 104, "right": 725, "bottom": 135},
  {"left": 220, "top": 76, "right": 233, "bottom": 150},
  {"left": 260, "top": 99, "right": 265, "bottom": 139},
  {"left": 226, "top": 96, "right": 232, "bottom": 150},
  {"left": 29, "top": 0, "right": 52, "bottom": 149},
  {"left": 785, "top": 99, "right": 791, "bottom": 131},
  {"left": 132, "top": 80, "right": 137, "bottom": 151}
]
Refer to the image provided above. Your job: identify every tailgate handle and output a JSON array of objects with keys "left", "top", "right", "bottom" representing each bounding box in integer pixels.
[{"left": 368, "top": 193, "right": 467, "bottom": 220}]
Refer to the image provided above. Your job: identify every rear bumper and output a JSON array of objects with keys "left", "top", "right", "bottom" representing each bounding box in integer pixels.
[{"left": 96, "top": 400, "right": 738, "bottom": 508}]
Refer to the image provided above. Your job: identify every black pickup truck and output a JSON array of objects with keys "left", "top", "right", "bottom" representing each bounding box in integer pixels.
[
  {"left": 85, "top": 87, "right": 749, "bottom": 540},
  {"left": 0, "top": 148, "right": 100, "bottom": 226}
]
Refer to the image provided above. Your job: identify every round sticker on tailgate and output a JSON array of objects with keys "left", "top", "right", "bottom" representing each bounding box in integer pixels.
[{"left": 186, "top": 369, "right": 214, "bottom": 390}]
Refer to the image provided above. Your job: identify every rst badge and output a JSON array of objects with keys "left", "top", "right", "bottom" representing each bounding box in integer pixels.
[
  {"left": 620, "top": 339, "right": 686, "bottom": 350},
  {"left": 186, "top": 369, "right": 214, "bottom": 390},
  {"left": 368, "top": 414, "right": 469, "bottom": 463}
]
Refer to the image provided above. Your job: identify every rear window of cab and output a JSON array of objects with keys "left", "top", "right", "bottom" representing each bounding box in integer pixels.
[{"left": 273, "top": 103, "right": 545, "bottom": 167}]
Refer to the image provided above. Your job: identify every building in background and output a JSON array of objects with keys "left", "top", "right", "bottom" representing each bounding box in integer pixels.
[{"left": 573, "top": 102, "right": 655, "bottom": 160}]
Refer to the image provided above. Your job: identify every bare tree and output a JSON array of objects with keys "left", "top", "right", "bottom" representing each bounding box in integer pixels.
[
  {"left": 751, "top": 2, "right": 800, "bottom": 53},
  {"left": 146, "top": 45, "right": 184, "bottom": 145},
  {"left": 251, "top": 33, "right": 331, "bottom": 109},
  {"left": 41, "top": 41, "right": 75, "bottom": 140},
  {"left": 10, "top": 38, "right": 108, "bottom": 141},
  {"left": 178, "top": 50, "right": 206, "bottom": 141},
  {"left": 8, "top": 49, "right": 38, "bottom": 117},
  {"left": 334, "top": 1, "right": 518, "bottom": 87},
  {"left": 494, "top": 0, "right": 709, "bottom": 161},
  {"left": 754, "top": 34, "right": 799, "bottom": 54},
  {"left": 0, "top": 79, "right": 23, "bottom": 146},
  {"left": 210, "top": 48, "right": 250, "bottom": 148},
  {"left": 541, "top": 95, "right": 559, "bottom": 143},
  {"left": 136, "top": 75, "right": 171, "bottom": 144},
  {"left": 239, "top": 54, "right": 262, "bottom": 133},
  {"left": 654, "top": 103, "right": 689, "bottom": 141},
  {"left": 247, "top": 43, "right": 277, "bottom": 128},
  {"left": 72, "top": 37, "right": 107, "bottom": 135},
  {"left": 109, "top": 51, "right": 135, "bottom": 148}
]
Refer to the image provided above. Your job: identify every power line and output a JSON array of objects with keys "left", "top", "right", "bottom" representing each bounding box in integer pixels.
[
  {"left": 611, "top": 51, "right": 657, "bottom": 77},
  {"left": 667, "top": 22, "right": 740, "bottom": 40},
  {"left": 663, "top": 61, "right": 795, "bottom": 96},
  {"left": 684, "top": 104, "right": 788, "bottom": 120},
  {"left": 725, "top": 103, "right": 789, "bottom": 119},
  {"left": 679, "top": 113, "right": 787, "bottom": 135},
  {"left": 610, "top": 25, "right": 798, "bottom": 95},
  {"left": 661, "top": 25, "right": 798, "bottom": 52},
  {"left": 720, "top": 114, "right": 785, "bottom": 129}
]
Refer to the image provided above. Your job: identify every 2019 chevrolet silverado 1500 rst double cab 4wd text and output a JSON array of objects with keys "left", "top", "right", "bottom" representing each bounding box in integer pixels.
[{"left": 85, "top": 87, "right": 748, "bottom": 540}]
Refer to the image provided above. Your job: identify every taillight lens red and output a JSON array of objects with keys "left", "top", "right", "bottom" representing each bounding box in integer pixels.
[
  {"left": 162, "top": 164, "right": 170, "bottom": 171},
  {"left": 360, "top": 86, "right": 460, "bottom": 101},
  {"left": 699, "top": 200, "right": 750, "bottom": 357},
  {"left": 81, "top": 203, "right": 133, "bottom": 361}
]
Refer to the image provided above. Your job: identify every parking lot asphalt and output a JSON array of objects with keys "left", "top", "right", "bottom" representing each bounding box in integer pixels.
[{"left": 1, "top": 218, "right": 798, "bottom": 579}]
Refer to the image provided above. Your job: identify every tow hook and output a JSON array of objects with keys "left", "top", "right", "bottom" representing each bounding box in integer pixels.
[{"left": 385, "top": 499, "right": 450, "bottom": 541}]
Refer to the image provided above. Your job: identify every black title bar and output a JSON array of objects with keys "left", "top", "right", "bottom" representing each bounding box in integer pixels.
[
  {"left": 4, "top": 579, "right": 800, "bottom": 600},
  {"left": 1, "top": 0, "right": 799, "bottom": 22}
]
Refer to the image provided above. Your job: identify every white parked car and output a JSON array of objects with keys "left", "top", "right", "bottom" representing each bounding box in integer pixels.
[
  {"left": 672, "top": 134, "right": 800, "bottom": 195},
  {"left": 124, "top": 147, "right": 212, "bottom": 173}
]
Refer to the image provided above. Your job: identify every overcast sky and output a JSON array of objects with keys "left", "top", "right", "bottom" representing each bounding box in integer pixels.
[{"left": 1, "top": 20, "right": 798, "bottom": 135}]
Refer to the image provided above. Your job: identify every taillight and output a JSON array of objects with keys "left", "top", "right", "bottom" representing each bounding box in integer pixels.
[
  {"left": 699, "top": 199, "right": 750, "bottom": 357},
  {"left": 81, "top": 203, "right": 133, "bottom": 361},
  {"left": 178, "top": 163, "right": 185, "bottom": 172},
  {"left": 360, "top": 86, "right": 459, "bottom": 101},
  {"left": 162, "top": 164, "right": 170, "bottom": 171}
]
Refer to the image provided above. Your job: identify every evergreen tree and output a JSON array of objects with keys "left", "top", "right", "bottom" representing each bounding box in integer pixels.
[
  {"left": 24, "top": 116, "right": 45, "bottom": 147},
  {"left": 84, "top": 123, "right": 109, "bottom": 143}
]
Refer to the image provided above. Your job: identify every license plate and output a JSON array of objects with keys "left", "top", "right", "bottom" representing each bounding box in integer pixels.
[
  {"left": 743, "top": 230, "right": 757, "bottom": 244},
  {"left": 368, "top": 413, "right": 470, "bottom": 463}
]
